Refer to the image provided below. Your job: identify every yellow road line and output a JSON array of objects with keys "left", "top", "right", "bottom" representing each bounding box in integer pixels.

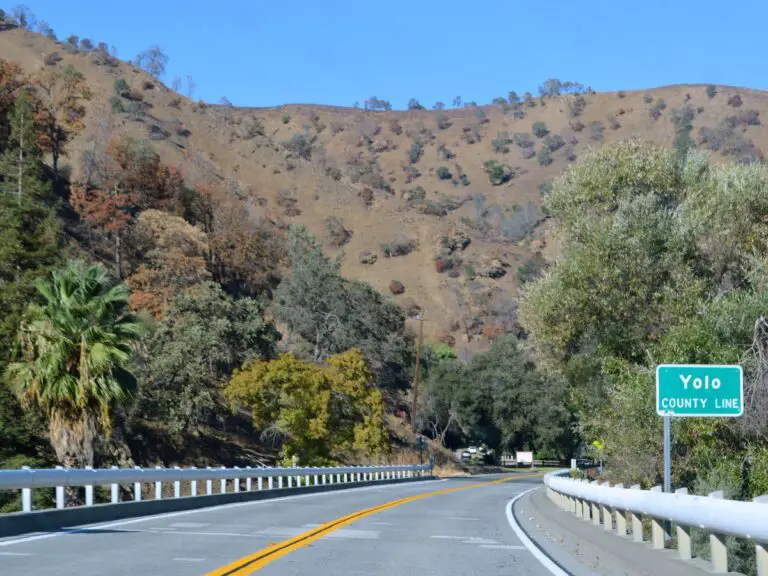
[{"left": 206, "top": 473, "right": 542, "bottom": 576}]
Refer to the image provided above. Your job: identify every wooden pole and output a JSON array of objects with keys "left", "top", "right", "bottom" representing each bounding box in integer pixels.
[{"left": 411, "top": 313, "right": 425, "bottom": 429}]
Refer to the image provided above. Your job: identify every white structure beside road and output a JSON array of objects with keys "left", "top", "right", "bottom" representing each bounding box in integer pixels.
[{"left": 544, "top": 469, "right": 768, "bottom": 575}]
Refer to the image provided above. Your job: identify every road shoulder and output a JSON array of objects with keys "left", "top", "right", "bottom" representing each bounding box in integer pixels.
[{"left": 512, "top": 487, "right": 719, "bottom": 576}]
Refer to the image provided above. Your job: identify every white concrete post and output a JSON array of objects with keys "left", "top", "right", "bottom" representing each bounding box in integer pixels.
[
  {"left": 21, "top": 466, "right": 32, "bottom": 512},
  {"left": 191, "top": 467, "right": 198, "bottom": 497},
  {"left": 234, "top": 467, "right": 241, "bottom": 493},
  {"left": 155, "top": 466, "right": 163, "bottom": 501},
  {"left": 174, "top": 466, "right": 182, "bottom": 498},
  {"left": 295, "top": 475, "right": 301, "bottom": 487},
  {"left": 55, "top": 465, "right": 65, "bottom": 509},
  {"left": 305, "top": 473, "right": 310, "bottom": 486},
  {"left": 246, "top": 476, "right": 252, "bottom": 492},
  {"left": 613, "top": 484, "right": 626, "bottom": 536},
  {"left": 344, "top": 473, "right": 349, "bottom": 483},
  {"left": 288, "top": 475, "right": 293, "bottom": 488},
  {"left": 278, "top": 475, "right": 284, "bottom": 489},
  {"left": 336, "top": 473, "right": 341, "bottom": 483},
  {"left": 206, "top": 467, "right": 214, "bottom": 495},
  {"left": 258, "top": 477, "right": 263, "bottom": 491},
  {"left": 675, "top": 487, "right": 692, "bottom": 560},
  {"left": 111, "top": 466, "right": 120, "bottom": 504},
  {"left": 630, "top": 485, "right": 643, "bottom": 542},
  {"left": 650, "top": 486, "right": 665, "bottom": 549},
  {"left": 590, "top": 481, "right": 601, "bottom": 526},
  {"left": 220, "top": 466, "right": 227, "bottom": 494},
  {"left": 133, "top": 466, "right": 142, "bottom": 502},
  {"left": 600, "top": 482, "right": 612, "bottom": 531},
  {"left": 755, "top": 496, "right": 768, "bottom": 576},
  {"left": 313, "top": 475, "right": 318, "bottom": 486},
  {"left": 268, "top": 476, "right": 273, "bottom": 490},
  {"left": 85, "top": 466, "right": 94, "bottom": 506},
  {"left": 708, "top": 491, "right": 728, "bottom": 573}
]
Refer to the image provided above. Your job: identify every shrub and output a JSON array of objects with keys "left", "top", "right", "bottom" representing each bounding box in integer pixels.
[
  {"left": 281, "top": 112, "right": 291, "bottom": 124},
  {"left": 643, "top": 93, "right": 654, "bottom": 104},
  {"left": 520, "top": 147, "right": 536, "bottom": 160},
  {"left": 513, "top": 132, "right": 534, "bottom": 148},
  {"left": 44, "top": 52, "right": 62, "bottom": 66},
  {"left": 80, "top": 38, "right": 93, "bottom": 51},
  {"left": 436, "top": 167, "right": 452, "bottom": 180},
  {"left": 565, "top": 146, "right": 577, "bottom": 162},
  {"left": 389, "top": 119, "right": 403, "bottom": 135},
  {"left": 492, "top": 131, "right": 512, "bottom": 153},
  {"left": 649, "top": 98, "right": 667, "bottom": 120},
  {"left": 543, "top": 134, "right": 564, "bottom": 151},
  {"left": 437, "top": 144, "right": 454, "bottom": 160},
  {"left": 323, "top": 216, "right": 352, "bottom": 247},
  {"left": 364, "top": 96, "right": 392, "bottom": 111},
  {"left": 282, "top": 133, "right": 313, "bottom": 160},
  {"left": 568, "top": 94, "right": 586, "bottom": 117},
  {"left": 532, "top": 121, "right": 549, "bottom": 137},
  {"left": 726, "top": 109, "right": 760, "bottom": 128},
  {"left": 436, "top": 112, "right": 450, "bottom": 130},
  {"left": 706, "top": 85, "right": 717, "bottom": 99},
  {"left": 66, "top": 35, "right": 79, "bottom": 47},
  {"left": 727, "top": 94, "right": 742, "bottom": 108},
  {"left": 389, "top": 281, "right": 405, "bottom": 295},
  {"left": 407, "top": 140, "right": 423, "bottom": 164},
  {"left": 589, "top": 121, "right": 605, "bottom": 141},
  {"left": 435, "top": 256, "right": 462, "bottom": 274},
  {"left": 570, "top": 120, "right": 585, "bottom": 132},
  {"left": 408, "top": 98, "right": 425, "bottom": 110},
  {"left": 523, "top": 92, "right": 536, "bottom": 107},
  {"left": 462, "top": 264, "right": 476, "bottom": 278},
  {"left": 537, "top": 146, "right": 553, "bottom": 166},
  {"left": 608, "top": 116, "right": 621, "bottom": 130},
  {"left": 460, "top": 174, "right": 470, "bottom": 186},
  {"left": 618, "top": 91, "right": 626, "bottom": 99},
  {"left": 517, "top": 254, "right": 547, "bottom": 283},
  {"left": 110, "top": 96, "right": 125, "bottom": 113},
  {"left": 484, "top": 160, "right": 509, "bottom": 185},
  {"left": 381, "top": 236, "right": 415, "bottom": 257},
  {"left": 114, "top": 78, "right": 130, "bottom": 97}
]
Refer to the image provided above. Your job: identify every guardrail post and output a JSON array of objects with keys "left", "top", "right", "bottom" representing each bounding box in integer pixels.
[
  {"left": 278, "top": 475, "right": 284, "bottom": 489},
  {"left": 600, "top": 482, "right": 613, "bottom": 531},
  {"left": 304, "top": 468, "right": 310, "bottom": 487},
  {"left": 296, "top": 473, "right": 301, "bottom": 487},
  {"left": 220, "top": 466, "right": 227, "bottom": 494},
  {"left": 21, "top": 466, "right": 32, "bottom": 512},
  {"left": 630, "top": 485, "right": 643, "bottom": 542},
  {"left": 206, "top": 467, "right": 213, "bottom": 495},
  {"left": 675, "top": 487, "right": 692, "bottom": 560},
  {"left": 313, "top": 474, "right": 318, "bottom": 486},
  {"left": 234, "top": 467, "right": 241, "bottom": 493},
  {"left": 174, "top": 467, "right": 182, "bottom": 498},
  {"left": 246, "top": 470, "right": 252, "bottom": 492},
  {"left": 613, "top": 484, "right": 626, "bottom": 536},
  {"left": 268, "top": 476, "right": 273, "bottom": 490},
  {"left": 134, "top": 466, "right": 142, "bottom": 501},
  {"left": 344, "top": 472, "right": 349, "bottom": 483},
  {"left": 708, "top": 491, "right": 728, "bottom": 573},
  {"left": 258, "top": 476, "right": 263, "bottom": 491},
  {"left": 55, "top": 465, "right": 65, "bottom": 509},
  {"left": 111, "top": 466, "right": 120, "bottom": 503},
  {"left": 322, "top": 473, "right": 327, "bottom": 485},
  {"left": 755, "top": 496, "right": 768, "bottom": 576},
  {"left": 85, "top": 466, "right": 94, "bottom": 506},
  {"left": 154, "top": 466, "right": 163, "bottom": 500},
  {"left": 650, "top": 486, "right": 665, "bottom": 549},
  {"left": 590, "top": 481, "right": 601, "bottom": 526},
  {"left": 288, "top": 475, "right": 293, "bottom": 488},
  {"left": 336, "top": 473, "right": 341, "bottom": 483},
  {"left": 191, "top": 467, "right": 198, "bottom": 497}
]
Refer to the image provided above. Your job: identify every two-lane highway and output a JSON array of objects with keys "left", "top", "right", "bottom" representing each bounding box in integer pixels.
[{"left": 0, "top": 474, "right": 551, "bottom": 576}]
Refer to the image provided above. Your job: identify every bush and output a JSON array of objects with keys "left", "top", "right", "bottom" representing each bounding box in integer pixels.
[
  {"left": 705, "top": 85, "right": 717, "bottom": 99},
  {"left": 565, "top": 146, "right": 577, "bottom": 162},
  {"left": 520, "top": 147, "right": 536, "bottom": 160},
  {"left": 110, "top": 96, "right": 125, "bottom": 113},
  {"left": 523, "top": 92, "right": 536, "bottom": 107},
  {"left": 381, "top": 236, "right": 415, "bottom": 257},
  {"left": 532, "top": 121, "right": 549, "bottom": 137},
  {"left": 537, "top": 146, "right": 553, "bottom": 166},
  {"left": 568, "top": 94, "right": 587, "bottom": 117},
  {"left": 492, "top": 131, "right": 512, "bottom": 153},
  {"left": 435, "top": 255, "right": 462, "bottom": 274},
  {"left": 407, "top": 140, "right": 423, "bottom": 164},
  {"left": 484, "top": 160, "right": 509, "bottom": 185},
  {"left": 517, "top": 254, "right": 547, "bottom": 283},
  {"left": 618, "top": 91, "right": 626, "bottom": 99},
  {"left": 589, "top": 121, "right": 605, "bottom": 141},
  {"left": 649, "top": 98, "right": 667, "bottom": 120},
  {"left": 283, "top": 133, "right": 313, "bottom": 160},
  {"left": 436, "top": 167, "right": 452, "bottom": 180},
  {"left": 726, "top": 109, "right": 761, "bottom": 128},
  {"left": 281, "top": 112, "right": 291, "bottom": 124},
  {"left": 436, "top": 112, "right": 450, "bottom": 130},
  {"left": 570, "top": 120, "right": 585, "bottom": 132},
  {"left": 80, "top": 38, "right": 93, "bottom": 51},
  {"left": 323, "top": 216, "right": 352, "bottom": 247},
  {"left": 408, "top": 98, "right": 425, "bottom": 110},
  {"left": 389, "top": 280, "right": 405, "bottom": 295},
  {"left": 389, "top": 119, "right": 403, "bottom": 135},
  {"left": 474, "top": 108, "right": 487, "bottom": 124},
  {"left": 643, "top": 93, "right": 654, "bottom": 104},
  {"left": 543, "top": 134, "right": 564, "bottom": 151},
  {"left": 514, "top": 132, "right": 534, "bottom": 148},
  {"left": 114, "top": 78, "right": 130, "bottom": 98},
  {"left": 608, "top": 116, "right": 621, "bottom": 130},
  {"left": 727, "top": 94, "right": 742, "bottom": 108},
  {"left": 44, "top": 52, "right": 62, "bottom": 66}
]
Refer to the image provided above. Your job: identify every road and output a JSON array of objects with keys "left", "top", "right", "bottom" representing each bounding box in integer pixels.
[{"left": 0, "top": 474, "right": 552, "bottom": 576}]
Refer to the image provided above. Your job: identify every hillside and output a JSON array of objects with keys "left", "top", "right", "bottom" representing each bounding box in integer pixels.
[{"left": 2, "top": 26, "right": 767, "bottom": 350}]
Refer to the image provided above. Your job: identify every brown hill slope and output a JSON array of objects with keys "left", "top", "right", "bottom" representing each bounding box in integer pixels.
[{"left": 2, "top": 26, "right": 766, "bottom": 352}]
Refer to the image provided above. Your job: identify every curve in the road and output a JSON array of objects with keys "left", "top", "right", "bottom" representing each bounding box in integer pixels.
[{"left": 208, "top": 473, "right": 542, "bottom": 576}]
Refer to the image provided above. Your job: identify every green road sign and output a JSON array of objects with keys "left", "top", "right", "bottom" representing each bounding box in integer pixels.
[{"left": 656, "top": 364, "right": 743, "bottom": 417}]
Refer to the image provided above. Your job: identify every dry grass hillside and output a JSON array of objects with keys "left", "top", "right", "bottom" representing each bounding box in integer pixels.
[{"left": 3, "top": 25, "right": 767, "bottom": 352}]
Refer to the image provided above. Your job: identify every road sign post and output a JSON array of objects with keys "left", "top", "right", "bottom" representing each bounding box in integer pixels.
[{"left": 656, "top": 364, "right": 744, "bottom": 492}]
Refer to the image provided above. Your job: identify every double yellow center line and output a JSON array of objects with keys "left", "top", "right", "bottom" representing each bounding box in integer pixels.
[{"left": 206, "top": 473, "right": 541, "bottom": 575}]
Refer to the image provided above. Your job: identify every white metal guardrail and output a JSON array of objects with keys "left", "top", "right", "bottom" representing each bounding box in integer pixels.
[
  {"left": 0, "top": 463, "right": 432, "bottom": 513},
  {"left": 544, "top": 470, "right": 768, "bottom": 575}
]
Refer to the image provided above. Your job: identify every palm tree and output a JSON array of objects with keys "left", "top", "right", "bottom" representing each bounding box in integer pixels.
[{"left": 6, "top": 260, "right": 143, "bottom": 469}]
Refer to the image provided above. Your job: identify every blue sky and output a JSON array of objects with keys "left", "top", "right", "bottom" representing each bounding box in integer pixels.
[{"left": 12, "top": 0, "right": 768, "bottom": 109}]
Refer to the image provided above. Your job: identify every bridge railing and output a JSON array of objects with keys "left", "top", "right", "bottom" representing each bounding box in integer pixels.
[
  {"left": 0, "top": 463, "right": 432, "bottom": 513},
  {"left": 544, "top": 470, "right": 768, "bottom": 575}
]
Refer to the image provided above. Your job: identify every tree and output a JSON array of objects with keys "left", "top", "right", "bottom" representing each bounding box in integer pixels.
[
  {"left": 136, "top": 46, "right": 168, "bottom": 79},
  {"left": 6, "top": 261, "right": 143, "bottom": 469},
  {"left": 224, "top": 349, "right": 389, "bottom": 465},
  {"left": 0, "top": 92, "right": 47, "bottom": 204},
  {"left": 133, "top": 281, "right": 278, "bottom": 436},
  {"left": 275, "top": 226, "right": 412, "bottom": 391},
  {"left": 34, "top": 65, "right": 92, "bottom": 186},
  {"left": 11, "top": 4, "right": 34, "bottom": 29}
]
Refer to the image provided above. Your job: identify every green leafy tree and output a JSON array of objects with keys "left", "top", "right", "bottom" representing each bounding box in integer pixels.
[
  {"left": 133, "top": 281, "right": 279, "bottom": 436},
  {"left": 0, "top": 93, "right": 48, "bottom": 204},
  {"left": 6, "top": 261, "right": 143, "bottom": 468},
  {"left": 225, "top": 349, "right": 389, "bottom": 465}
]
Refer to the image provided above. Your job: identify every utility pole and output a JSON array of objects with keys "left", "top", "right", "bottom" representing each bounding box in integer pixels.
[{"left": 411, "top": 312, "right": 425, "bottom": 429}]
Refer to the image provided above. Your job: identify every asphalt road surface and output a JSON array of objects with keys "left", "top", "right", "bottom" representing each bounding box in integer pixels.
[{"left": 0, "top": 474, "right": 553, "bottom": 576}]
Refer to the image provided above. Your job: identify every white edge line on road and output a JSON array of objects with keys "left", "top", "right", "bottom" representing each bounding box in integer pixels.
[
  {"left": 505, "top": 488, "right": 570, "bottom": 576},
  {"left": 0, "top": 478, "right": 446, "bottom": 548}
]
